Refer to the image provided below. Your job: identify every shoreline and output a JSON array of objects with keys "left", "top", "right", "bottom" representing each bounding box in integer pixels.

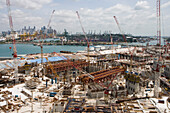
[{"left": 1, "top": 41, "right": 127, "bottom": 46}]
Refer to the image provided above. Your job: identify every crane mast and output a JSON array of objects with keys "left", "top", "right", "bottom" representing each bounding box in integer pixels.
[
  {"left": 6, "top": 0, "right": 18, "bottom": 83},
  {"left": 157, "top": 0, "right": 161, "bottom": 46},
  {"left": 154, "top": 0, "right": 161, "bottom": 98},
  {"left": 6, "top": 0, "right": 17, "bottom": 58}
]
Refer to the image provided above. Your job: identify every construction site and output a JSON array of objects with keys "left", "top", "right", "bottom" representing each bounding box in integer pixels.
[{"left": 0, "top": 0, "right": 170, "bottom": 113}]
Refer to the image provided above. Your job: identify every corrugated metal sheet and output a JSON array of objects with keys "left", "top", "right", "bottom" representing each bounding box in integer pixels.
[
  {"left": 26, "top": 56, "right": 67, "bottom": 64},
  {"left": 0, "top": 63, "right": 7, "bottom": 69},
  {"left": 0, "top": 56, "right": 67, "bottom": 70},
  {"left": 6, "top": 61, "right": 14, "bottom": 68}
]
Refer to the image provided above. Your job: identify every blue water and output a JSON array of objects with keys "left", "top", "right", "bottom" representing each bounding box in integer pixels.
[
  {"left": 0, "top": 44, "right": 85, "bottom": 57},
  {"left": 0, "top": 39, "right": 162, "bottom": 57}
]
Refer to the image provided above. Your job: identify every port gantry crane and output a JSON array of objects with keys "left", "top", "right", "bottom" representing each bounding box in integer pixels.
[{"left": 6, "top": 0, "right": 19, "bottom": 83}]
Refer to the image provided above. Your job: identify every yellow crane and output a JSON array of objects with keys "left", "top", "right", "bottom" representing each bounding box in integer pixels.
[{"left": 45, "top": 57, "right": 59, "bottom": 78}]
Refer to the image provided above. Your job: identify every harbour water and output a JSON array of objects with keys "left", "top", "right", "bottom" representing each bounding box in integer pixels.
[
  {"left": 0, "top": 44, "right": 85, "bottom": 57},
  {"left": 0, "top": 39, "right": 164, "bottom": 57}
]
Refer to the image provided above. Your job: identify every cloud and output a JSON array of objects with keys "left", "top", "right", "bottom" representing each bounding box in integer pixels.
[
  {"left": 11, "top": 0, "right": 52, "bottom": 10},
  {"left": 50, "top": 3, "right": 60, "bottom": 7},
  {"left": 0, "top": 9, "right": 43, "bottom": 31},
  {"left": 0, "top": 5, "right": 3, "bottom": 9},
  {"left": 162, "top": 1, "right": 170, "bottom": 8},
  {"left": 51, "top": 3, "right": 155, "bottom": 35},
  {"left": 1, "top": 1, "right": 169, "bottom": 36},
  {"left": 0, "top": 0, "right": 6, "bottom": 9},
  {"left": 135, "top": 1, "right": 150, "bottom": 10}
]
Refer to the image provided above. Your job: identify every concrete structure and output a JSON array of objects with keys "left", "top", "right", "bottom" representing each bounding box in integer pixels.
[{"left": 164, "top": 64, "right": 170, "bottom": 79}]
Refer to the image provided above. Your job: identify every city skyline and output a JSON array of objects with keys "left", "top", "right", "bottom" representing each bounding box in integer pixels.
[{"left": 0, "top": 0, "right": 170, "bottom": 36}]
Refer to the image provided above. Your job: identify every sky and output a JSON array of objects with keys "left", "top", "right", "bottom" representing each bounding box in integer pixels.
[{"left": 0, "top": 0, "right": 170, "bottom": 36}]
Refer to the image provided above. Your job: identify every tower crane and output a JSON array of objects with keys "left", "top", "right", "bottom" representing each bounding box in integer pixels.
[
  {"left": 113, "top": 16, "right": 135, "bottom": 72},
  {"left": 153, "top": 0, "right": 162, "bottom": 98},
  {"left": 113, "top": 16, "right": 140, "bottom": 87},
  {"left": 6, "top": 0, "right": 19, "bottom": 83},
  {"left": 40, "top": 10, "right": 55, "bottom": 65},
  {"left": 76, "top": 11, "right": 90, "bottom": 64},
  {"left": 47, "top": 10, "right": 55, "bottom": 31},
  {"left": 113, "top": 16, "right": 131, "bottom": 53},
  {"left": 157, "top": 0, "right": 161, "bottom": 46}
]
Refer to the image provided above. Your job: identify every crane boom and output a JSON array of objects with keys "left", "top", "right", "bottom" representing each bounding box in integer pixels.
[
  {"left": 113, "top": 16, "right": 131, "bottom": 54},
  {"left": 113, "top": 16, "right": 127, "bottom": 42},
  {"left": 41, "top": 10, "right": 55, "bottom": 64},
  {"left": 76, "top": 11, "right": 88, "bottom": 41},
  {"left": 113, "top": 16, "right": 137, "bottom": 72},
  {"left": 47, "top": 10, "right": 55, "bottom": 30},
  {"left": 76, "top": 11, "right": 90, "bottom": 63}
]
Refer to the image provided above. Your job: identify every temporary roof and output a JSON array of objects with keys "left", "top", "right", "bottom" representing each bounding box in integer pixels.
[
  {"left": 0, "top": 56, "right": 67, "bottom": 70},
  {"left": 26, "top": 56, "right": 67, "bottom": 64}
]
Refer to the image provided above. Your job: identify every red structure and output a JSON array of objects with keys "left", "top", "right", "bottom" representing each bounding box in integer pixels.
[
  {"left": 6, "top": 0, "right": 17, "bottom": 58},
  {"left": 46, "top": 60, "right": 89, "bottom": 73},
  {"left": 79, "top": 66, "right": 125, "bottom": 90}
]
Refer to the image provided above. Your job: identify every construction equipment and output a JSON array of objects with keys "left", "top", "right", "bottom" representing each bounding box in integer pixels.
[
  {"left": 45, "top": 57, "right": 59, "bottom": 78},
  {"left": 76, "top": 11, "right": 90, "bottom": 63},
  {"left": 6, "top": 0, "right": 19, "bottom": 83},
  {"left": 157, "top": 0, "right": 161, "bottom": 46},
  {"left": 113, "top": 16, "right": 130, "bottom": 52},
  {"left": 113, "top": 16, "right": 140, "bottom": 88},
  {"left": 154, "top": 0, "right": 162, "bottom": 98},
  {"left": 52, "top": 52, "right": 94, "bottom": 80},
  {"left": 40, "top": 10, "right": 55, "bottom": 65},
  {"left": 47, "top": 10, "right": 55, "bottom": 32}
]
